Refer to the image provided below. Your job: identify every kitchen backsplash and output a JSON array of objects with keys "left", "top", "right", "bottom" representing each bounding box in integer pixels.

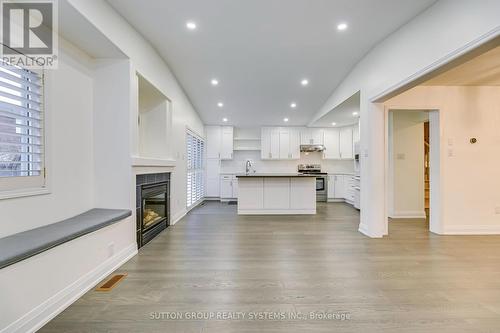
[{"left": 220, "top": 151, "right": 355, "bottom": 174}]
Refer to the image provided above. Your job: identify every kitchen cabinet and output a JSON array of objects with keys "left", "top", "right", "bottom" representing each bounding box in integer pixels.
[
  {"left": 333, "top": 174, "right": 345, "bottom": 199},
  {"left": 261, "top": 127, "right": 299, "bottom": 160},
  {"left": 339, "top": 127, "right": 353, "bottom": 159},
  {"left": 205, "top": 158, "right": 220, "bottom": 197},
  {"left": 300, "top": 128, "right": 324, "bottom": 145},
  {"left": 206, "top": 126, "right": 222, "bottom": 159},
  {"left": 220, "top": 174, "right": 238, "bottom": 199},
  {"left": 220, "top": 126, "right": 234, "bottom": 160},
  {"left": 206, "top": 125, "right": 233, "bottom": 160},
  {"left": 323, "top": 128, "right": 341, "bottom": 159}
]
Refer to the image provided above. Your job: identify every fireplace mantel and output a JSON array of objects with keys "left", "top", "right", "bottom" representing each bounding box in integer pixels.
[{"left": 132, "top": 156, "right": 176, "bottom": 167}]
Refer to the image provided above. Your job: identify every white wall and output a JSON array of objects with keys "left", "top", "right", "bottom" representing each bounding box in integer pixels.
[
  {"left": 389, "top": 112, "right": 426, "bottom": 218},
  {"left": 386, "top": 86, "right": 500, "bottom": 233},
  {"left": 0, "top": 42, "right": 94, "bottom": 239},
  {"left": 310, "top": 0, "right": 500, "bottom": 237},
  {"left": 67, "top": 0, "right": 205, "bottom": 223},
  {"left": 0, "top": 40, "right": 138, "bottom": 332},
  {"left": 221, "top": 151, "right": 355, "bottom": 175}
]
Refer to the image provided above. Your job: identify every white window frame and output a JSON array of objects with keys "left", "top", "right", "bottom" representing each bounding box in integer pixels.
[
  {"left": 186, "top": 129, "right": 205, "bottom": 209},
  {"left": 0, "top": 63, "right": 49, "bottom": 200}
]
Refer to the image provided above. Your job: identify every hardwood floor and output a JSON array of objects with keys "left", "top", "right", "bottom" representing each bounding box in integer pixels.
[{"left": 40, "top": 202, "right": 500, "bottom": 332}]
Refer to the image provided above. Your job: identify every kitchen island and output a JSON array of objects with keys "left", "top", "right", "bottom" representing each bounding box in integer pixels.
[{"left": 235, "top": 174, "right": 316, "bottom": 215}]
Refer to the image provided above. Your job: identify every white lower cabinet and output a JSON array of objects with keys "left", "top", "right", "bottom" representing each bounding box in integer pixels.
[
  {"left": 263, "top": 178, "right": 290, "bottom": 209},
  {"left": 327, "top": 174, "right": 360, "bottom": 209},
  {"left": 220, "top": 174, "right": 238, "bottom": 199}
]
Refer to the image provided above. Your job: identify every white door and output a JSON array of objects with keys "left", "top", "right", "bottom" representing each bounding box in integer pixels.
[
  {"left": 339, "top": 127, "right": 353, "bottom": 159},
  {"left": 323, "top": 128, "right": 340, "bottom": 159},
  {"left": 270, "top": 127, "right": 280, "bottom": 159},
  {"left": 334, "top": 175, "right": 345, "bottom": 199},
  {"left": 220, "top": 175, "right": 233, "bottom": 198},
  {"left": 206, "top": 126, "right": 221, "bottom": 159},
  {"left": 279, "top": 128, "right": 290, "bottom": 159}
]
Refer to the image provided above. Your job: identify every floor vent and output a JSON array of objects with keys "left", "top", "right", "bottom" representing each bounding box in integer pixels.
[{"left": 96, "top": 274, "right": 127, "bottom": 291}]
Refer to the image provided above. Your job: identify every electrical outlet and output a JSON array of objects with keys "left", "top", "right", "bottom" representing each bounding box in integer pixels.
[
  {"left": 495, "top": 206, "right": 500, "bottom": 215},
  {"left": 107, "top": 243, "right": 115, "bottom": 258}
]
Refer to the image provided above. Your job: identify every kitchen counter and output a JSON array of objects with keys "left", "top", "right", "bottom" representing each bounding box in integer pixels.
[
  {"left": 235, "top": 173, "right": 316, "bottom": 177},
  {"left": 237, "top": 175, "right": 316, "bottom": 215}
]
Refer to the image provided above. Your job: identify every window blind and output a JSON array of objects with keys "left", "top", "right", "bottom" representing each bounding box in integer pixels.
[
  {"left": 186, "top": 131, "right": 204, "bottom": 208},
  {"left": 0, "top": 60, "right": 44, "bottom": 179}
]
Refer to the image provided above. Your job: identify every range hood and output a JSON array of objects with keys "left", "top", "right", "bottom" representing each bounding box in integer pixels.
[{"left": 300, "top": 144, "right": 325, "bottom": 152}]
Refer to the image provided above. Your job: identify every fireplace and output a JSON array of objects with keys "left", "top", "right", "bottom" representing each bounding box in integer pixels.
[{"left": 136, "top": 173, "right": 170, "bottom": 248}]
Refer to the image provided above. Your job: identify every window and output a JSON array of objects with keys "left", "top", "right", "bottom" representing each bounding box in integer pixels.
[
  {"left": 0, "top": 60, "right": 45, "bottom": 193},
  {"left": 186, "top": 130, "right": 204, "bottom": 208}
]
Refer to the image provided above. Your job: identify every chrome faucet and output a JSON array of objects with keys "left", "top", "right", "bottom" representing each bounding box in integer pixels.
[{"left": 245, "top": 159, "right": 253, "bottom": 175}]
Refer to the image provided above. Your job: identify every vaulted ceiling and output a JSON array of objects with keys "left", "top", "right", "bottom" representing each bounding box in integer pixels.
[{"left": 107, "top": 0, "right": 437, "bottom": 126}]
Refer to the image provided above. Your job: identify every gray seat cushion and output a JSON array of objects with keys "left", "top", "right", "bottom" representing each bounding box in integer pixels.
[{"left": 0, "top": 208, "right": 132, "bottom": 269}]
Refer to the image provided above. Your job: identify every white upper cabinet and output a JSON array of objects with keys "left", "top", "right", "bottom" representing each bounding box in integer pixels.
[
  {"left": 339, "top": 127, "right": 353, "bottom": 159},
  {"left": 300, "top": 128, "right": 324, "bottom": 145},
  {"left": 206, "top": 126, "right": 222, "bottom": 159},
  {"left": 289, "top": 128, "right": 300, "bottom": 159},
  {"left": 220, "top": 126, "right": 234, "bottom": 160},
  {"left": 206, "top": 125, "right": 233, "bottom": 160},
  {"left": 323, "top": 128, "right": 340, "bottom": 159},
  {"left": 261, "top": 127, "right": 300, "bottom": 160},
  {"left": 278, "top": 128, "right": 290, "bottom": 159}
]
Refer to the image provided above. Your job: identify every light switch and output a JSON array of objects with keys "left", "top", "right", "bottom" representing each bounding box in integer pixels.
[{"left": 447, "top": 148, "right": 454, "bottom": 157}]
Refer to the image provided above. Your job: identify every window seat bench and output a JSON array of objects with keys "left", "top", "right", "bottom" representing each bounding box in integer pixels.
[{"left": 0, "top": 208, "right": 132, "bottom": 269}]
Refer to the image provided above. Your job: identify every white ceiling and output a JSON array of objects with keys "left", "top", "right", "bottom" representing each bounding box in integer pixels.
[
  {"left": 59, "top": 1, "right": 125, "bottom": 59},
  {"left": 311, "top": 92, "right": 359, "bottom": 128},
  {"left": 423, "top": 46, "right": 500, "bottom": 86},
  {"left": 106, "top": 0, "right": 437, "bottom": 126}
]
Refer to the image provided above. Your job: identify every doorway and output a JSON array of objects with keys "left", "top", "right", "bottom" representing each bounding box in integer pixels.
[{"left": 386, "top": 108, "right": 441, "bottom": 234}]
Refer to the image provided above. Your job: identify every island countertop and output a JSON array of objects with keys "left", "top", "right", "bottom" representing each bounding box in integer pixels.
[{"left": 235, "top": 173, "right": 316, "bottom": 178}]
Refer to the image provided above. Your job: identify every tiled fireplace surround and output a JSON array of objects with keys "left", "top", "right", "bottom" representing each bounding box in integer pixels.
[{"left": 136, "top": 172, "right": 171, "bottom": 248}]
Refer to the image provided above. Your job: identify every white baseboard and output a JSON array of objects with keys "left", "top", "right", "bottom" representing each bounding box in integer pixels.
[
  {"left": 389, "top": 210, "right": 427, "bottom": 219},
  {"left": 171, "top": 208, "right": 187, "bottom": 225},
  {"left": 3, "top": 244, "right": 137, "bottom": 333},
  {"left": 441, "top": 225, "right": 500, "bottom": 235}
]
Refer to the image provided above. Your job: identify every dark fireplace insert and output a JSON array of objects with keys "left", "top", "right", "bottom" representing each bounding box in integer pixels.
[{"left": 136, "top": 173, "right": 170, "bottom": 248}]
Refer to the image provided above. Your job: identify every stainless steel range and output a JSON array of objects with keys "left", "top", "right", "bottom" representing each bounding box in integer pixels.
[{"left": 298, "top": 164, "right": 328, "bottom": 202}]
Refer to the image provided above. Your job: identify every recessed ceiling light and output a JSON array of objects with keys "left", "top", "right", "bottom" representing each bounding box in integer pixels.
[
  {"left": 301, "top": 79, "right": 309, "bottom": 86},
  {"left": 331, "top": 122, "right": 337, "bottom": 126},
  {"left": 217, "top": 102, "right": 224, "bottom": 108},
  {"left": 283, "top": 118, "right": 289, "bottom": 122},
  {"left": 211, "top": 79, "right": 219, "bottom": 86},
  {"left": 337, "top": 22, "right": 348, "bottom": 31},
  {"left": 222, "top": 117, "right": 228, "bottom": 122},
  {"left": 290, "top": 102, "right": 297, "bottom": 108},
  {"left": 186, "top": 21, "right": 197, "bottom": 30},
  {"left": 352, "top": 111, "right": 359, "bottom": 116}
]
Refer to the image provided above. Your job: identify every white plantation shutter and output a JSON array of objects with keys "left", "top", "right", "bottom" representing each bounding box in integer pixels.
[
  {"left": 0, "top": 60, "right": 45, "bottom": 191},
  {"left": 186, "top": 130, "right": 204, "bottom": 207}
]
